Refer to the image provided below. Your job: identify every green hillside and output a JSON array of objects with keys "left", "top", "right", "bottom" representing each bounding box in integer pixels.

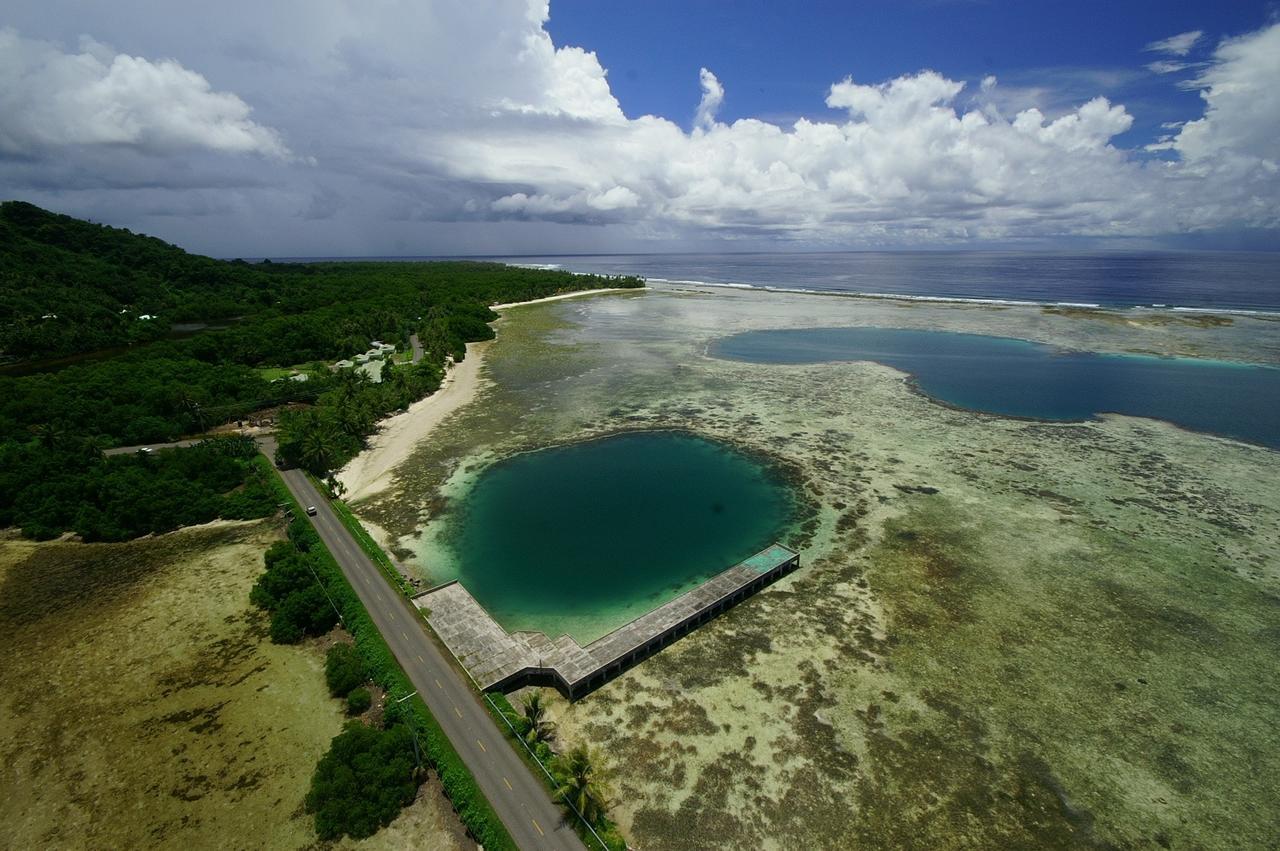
[
  {"left": 0, "top": 201, "right": 643, "bottom": 540},
  {"left": 0, "top": 201, "right": 276, "bottom": 361}
]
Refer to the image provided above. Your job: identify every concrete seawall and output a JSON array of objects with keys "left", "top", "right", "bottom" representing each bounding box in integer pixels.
[{"left": 417, "top": 543, "right": 800, "bottom": 700}]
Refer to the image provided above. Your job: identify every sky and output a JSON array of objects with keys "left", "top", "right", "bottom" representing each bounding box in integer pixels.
[{"left": 1, "top": 0, "right": 1278, "bottom": 257}]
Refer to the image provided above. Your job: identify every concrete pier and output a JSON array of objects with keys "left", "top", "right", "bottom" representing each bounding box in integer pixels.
[{"left": 415, "top": 543, "right": 799, "bottom": 700}]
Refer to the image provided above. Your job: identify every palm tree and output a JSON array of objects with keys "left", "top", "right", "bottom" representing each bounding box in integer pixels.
[
  {"left": 172, "top": 389, "right": 206, "bottom": 433},
  {"left": 552, "top": 745, "right": 611, "bottom": 828},
  {"left": 32, "top": 420, "right": 68, "bottom": 450},
  {"left": 336, "top": 369, "right": 370, "bottom": 404},
  {"left": 299, "top": 416, "right": 341, "bottom": 474},
  {"left": 335, "top": 398, "right": 373, "bottom": 438},
  {"left": 521, "top": 691, "right": 555, "bottom": 748}
]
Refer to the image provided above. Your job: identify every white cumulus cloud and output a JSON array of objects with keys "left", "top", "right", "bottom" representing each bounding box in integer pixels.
[
  {"left": 0, "top": 27, "right": 289, "bottom": 158},
  {"left": 1162, "top": 23, "right": 1280, "bottom": 166},
  {"left": 694, "top": 68, "right": 724, "bottom": 131}
]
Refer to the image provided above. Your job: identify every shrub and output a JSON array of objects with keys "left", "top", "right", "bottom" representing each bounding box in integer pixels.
[
  {"left": 250, "top": 542, "right": 307, "bottom": 610},
  {"left": 269, "top": 585, "right": 338, "bottom": 644},
  {"left": 252, "top": 534, "right": 339, "bottom": 644},
  {"left": 326, "top": 643, "right": 365, "bottom": 697},
  {"left": 269, "top": 610, "right": 303, "bottom": 644},
  {"left": 347, "top": 687, "right": 372, "bottom": 715},
  {"left": 306, "top": 721, "right": 417, "bottom": 840}
]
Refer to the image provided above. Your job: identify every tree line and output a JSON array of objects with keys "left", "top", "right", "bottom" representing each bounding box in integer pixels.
[
  {"left": 0, "top": 435, "right": 275, "bottom": 541},
  {"left": 0, "top": 201, "right": 643, "bottom": 538}
]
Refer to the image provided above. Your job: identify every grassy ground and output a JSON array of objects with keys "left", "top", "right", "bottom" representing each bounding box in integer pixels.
[
  {"left": 0, "top": 521, "right": 471, "bottom": 850},
  {"left": 255, "top": 360, "right": 328, "bottom": 382}
]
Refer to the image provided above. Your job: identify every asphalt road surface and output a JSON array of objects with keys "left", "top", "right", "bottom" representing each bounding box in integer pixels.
[
  {"left": 103, "top": 438, "right": 205, "bottom": 455},
  {"left": 261, "top": 437, "right": 586, "bottom": 851}
]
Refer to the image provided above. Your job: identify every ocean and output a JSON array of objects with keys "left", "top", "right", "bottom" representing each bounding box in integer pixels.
[{"left": 490, "top": 251, "right": 1280, "bottom": 314}]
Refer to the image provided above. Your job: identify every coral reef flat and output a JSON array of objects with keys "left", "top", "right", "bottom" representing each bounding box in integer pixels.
[{"left": 352, "top": 284, "right": 1280, "bottom": 849}]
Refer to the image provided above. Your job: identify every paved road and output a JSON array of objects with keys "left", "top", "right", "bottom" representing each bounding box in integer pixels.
[
  {"left": 409, "top": 333, "right": 424, "bottom": 364},
  {"left": 260, "top": 437, "right": 585, "bottom": 851},
  {"left": 104, "top": 438, "right": 205, "bottom": 456}
]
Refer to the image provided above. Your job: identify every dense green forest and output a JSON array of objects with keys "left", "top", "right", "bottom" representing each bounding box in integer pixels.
[
  {"left": 0, "top": 200, "right": 643, "bottom": 538},
  {"left": 0, "top": 201, "right": 272, "bottom": 360},
  {"left": 1, "top": 201, "right": 639, "bottom": 367},
  {"left": 0, "top": 436, "right": 275, "bottom": 541}
]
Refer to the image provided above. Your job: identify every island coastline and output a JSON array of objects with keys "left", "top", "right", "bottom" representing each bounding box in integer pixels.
[
  {"left": 336, "top": 287, "right": 639, "bottom": 503},
  {"left": 336, "top": 340, "right": 490, "bottom": 502}
]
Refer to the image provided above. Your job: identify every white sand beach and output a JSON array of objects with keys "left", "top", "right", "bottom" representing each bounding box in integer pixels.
[
  {"left": 336, "top": 341, "right": 489, "bottom": 501},
  {"left": 338, "top": 288, "right": 633, "bottom": 502},
  {"left": 490, "top": 287, "right": 635, "bottom": 310}
]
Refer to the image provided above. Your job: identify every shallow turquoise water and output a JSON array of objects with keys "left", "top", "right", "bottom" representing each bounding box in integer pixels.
[
  {"left": 445, "top": 432, "right": 795, "bottom": 642},
  {"left": 710, "top": 327, "right": 1280, "bottom": 449}
]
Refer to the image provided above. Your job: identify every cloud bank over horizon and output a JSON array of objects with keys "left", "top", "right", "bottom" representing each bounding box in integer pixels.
[{"left": 0, "top": 0, "right": 1277, "bottom": 255}]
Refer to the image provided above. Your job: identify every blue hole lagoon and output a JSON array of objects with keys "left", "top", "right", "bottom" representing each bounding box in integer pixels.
[
  {"left": 710, "top": 326, "right": 1280, "bottom": 449},
  {"left": 441, "top": 431, "right": 796, "bottom": 643}
]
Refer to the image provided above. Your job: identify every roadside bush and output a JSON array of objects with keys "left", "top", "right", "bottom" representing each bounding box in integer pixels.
[
  {"left": 249, "top": 542, "right": 308, "bottom": 609},
  {"left": 268, "top": 611, "right": 304, "bottom": 644},
  {"left": 347, "top": 687, "right": 372, "bottom": 715},
  {"left": 271, "top": 584, "right": 338, "bottom": 644},
  {"left": 252, "top": 537, "right": 339, "bottom": 644},
  {"left": 325, "top": 643, "right": 365, "bottom": 697},
  {"left": 306, "top": 721, "right": 417, "bottom": 840}
]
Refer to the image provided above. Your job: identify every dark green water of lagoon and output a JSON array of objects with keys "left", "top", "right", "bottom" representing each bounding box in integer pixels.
[
  {"left": 447, "top": 432, "right": 794, "bottom": 642},
  {"left": 710, "top": 327, "right": 1280, "bottom": 450}
]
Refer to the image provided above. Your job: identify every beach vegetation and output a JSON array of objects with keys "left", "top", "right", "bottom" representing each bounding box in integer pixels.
[{"left": 274, "top": 357, "right": 447, "bottom": 475}]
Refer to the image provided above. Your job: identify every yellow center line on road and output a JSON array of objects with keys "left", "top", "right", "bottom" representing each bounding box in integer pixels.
[
  {"left": 454, "top": 706, "right": 462, "bottom": 718},
  {"left": 532, "top": 818, "right": 544, "bottom": 837},
  {"left": 477, "top": 739, "right": 486, "bottom": 752},
  {"left": 417, "top": 655, "right": 424, "bottom": 663},
  {"left": 503, "top": 776, "right": 512, "bottom": 791},
  {"left": 401, "top": 631, "right": 408, "bottom": 641},
  {"left": 435, "top": 679, "right": 443, "bottom": 689}
]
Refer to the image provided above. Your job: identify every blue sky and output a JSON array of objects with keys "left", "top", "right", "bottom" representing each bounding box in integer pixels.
[
  {"left": 1, "top": 1, "right": 1278, "bottom": 255},
  {"left": 548, "top": 0, "right": 1268, "bottom": 144}
]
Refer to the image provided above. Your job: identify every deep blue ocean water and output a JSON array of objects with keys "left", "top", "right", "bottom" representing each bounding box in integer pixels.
[
  {"left": 711, "top": 327, "right": 1280, "bottom": 449},
  {"left": 490, "top": 251, "right": 1280, "bottom": 313}
]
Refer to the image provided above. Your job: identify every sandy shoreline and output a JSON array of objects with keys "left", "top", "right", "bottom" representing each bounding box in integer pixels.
[
  {"left": 490, "top": 287, "right": 635, "bottom": 310},
  {"left": 336, "top": 288, "right": 635, "bottom": 502},
  {"left": 336, "top": 341, "right": 489, "bottom": 501}
]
